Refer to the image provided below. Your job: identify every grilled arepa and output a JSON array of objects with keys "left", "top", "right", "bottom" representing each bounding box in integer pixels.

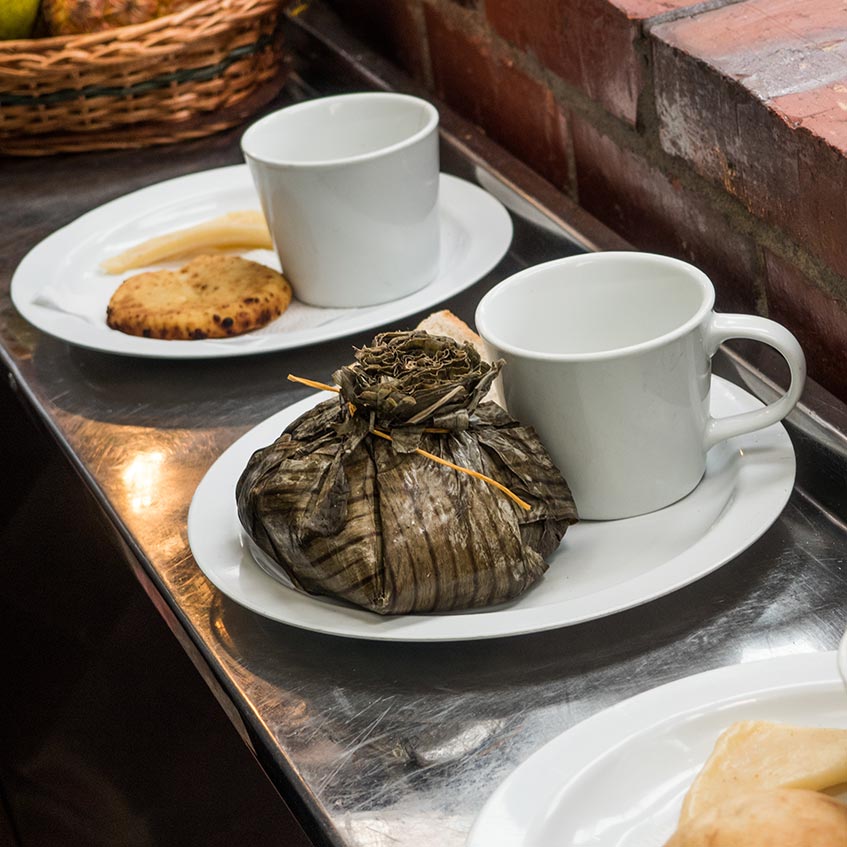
[{"left": 106, "top": 254, "right": 291, "bottom": 340}]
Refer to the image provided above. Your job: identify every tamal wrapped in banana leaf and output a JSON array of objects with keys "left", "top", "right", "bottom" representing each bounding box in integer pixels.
[{"left": 236, "top": 331, "right": 577, "bottom": 615}]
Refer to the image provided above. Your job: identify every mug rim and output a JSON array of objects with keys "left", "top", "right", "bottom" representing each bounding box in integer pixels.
[
  {"left": 240, "top": 91, "right": 439, "bottom": 170},
  {"left": 838, "top": 626, "right": 847, "bottom": 689},
  {"left": 475, "top": 251, "right": 716, "bottom": 363}
]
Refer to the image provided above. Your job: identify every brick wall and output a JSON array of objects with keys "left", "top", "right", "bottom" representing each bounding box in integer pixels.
[{"left": 327, "top": 0, "right": 847, "bottom": 403}]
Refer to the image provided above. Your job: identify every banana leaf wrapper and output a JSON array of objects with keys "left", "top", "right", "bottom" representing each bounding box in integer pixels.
[{"left": 236, "top": 331, "right": 577, "bottom": 615}]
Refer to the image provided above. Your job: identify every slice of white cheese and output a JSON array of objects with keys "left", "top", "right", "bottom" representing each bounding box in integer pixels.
[
  {"left": 100, "top": 210, "right": 272, "bottom": 274},
  {"left": 680, "top": 720, "right": 847, "bottom": 825}
]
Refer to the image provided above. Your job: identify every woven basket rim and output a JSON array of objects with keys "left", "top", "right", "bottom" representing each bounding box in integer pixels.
[
  {"left": 0, "top": 0, "right": 278, "bottom": 53},
  {"left": 1, "top": 33, "right": 276, "bottom": 107}
]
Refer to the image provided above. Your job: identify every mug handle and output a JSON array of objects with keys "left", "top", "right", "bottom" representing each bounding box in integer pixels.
[{"left": 703, "top": 313, "right": 806, "bottom": 450}]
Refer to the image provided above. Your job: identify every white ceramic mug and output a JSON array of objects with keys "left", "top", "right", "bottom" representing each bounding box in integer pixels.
[
  {"left": 241, "top": 92, "right": 440, "bottom": 308},
  {"left": 475, "top": 252, "right": 806, "bottom": 520},
  {"left": 838, "top": 626, "right": 847, "bottom": 691}
]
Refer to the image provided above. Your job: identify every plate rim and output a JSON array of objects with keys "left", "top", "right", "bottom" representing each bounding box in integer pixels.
[
  {"left": 186, "top": 375, "right": 796, "bottom": 642},
  {"left": 466, "top": 650, "right": 840, "bottom": 847},
  {"left": 11, "top": 166, "right": 513, "bottom": 359}
]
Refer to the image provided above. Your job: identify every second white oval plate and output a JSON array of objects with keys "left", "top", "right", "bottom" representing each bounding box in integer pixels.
[
  {"left": 187, "top": 375, "right": 796, "bottom": 641},
  {"left": 11, "top": 166, "right": 512, "bottom": 358},
  {"left": 467, "top": 651, "right": 842, "bottom": 846}
]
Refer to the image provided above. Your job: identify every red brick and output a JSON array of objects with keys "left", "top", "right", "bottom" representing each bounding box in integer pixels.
[
  {"left": 652, "top": 0, "right": 847, "bottom": 102},
  {"left": 425, "top": 5, "right": 572, "bottom": 190},
  {"left": 652, "top": 0, "right": 847, "bottom": 279},
  {"left": 485, "top": 0, "right": 582, "bottom": 99},
  {"left": 773, "top": 84, "right": 847, "bottom": 150},
  {"left": 327, "top": 0, "right": 428, "bottom": 83},
  {"left": 572, "top": 116, "right": 760, "bottom": 314},
  {"left": 764, "top": 250, "right": 847, "bottom": 403},
  {"left": 616, "top": 0, "right": 708, "bottom": 14},
  {"left": 486, "top": 0, "right": 711, "bottom": 125}
]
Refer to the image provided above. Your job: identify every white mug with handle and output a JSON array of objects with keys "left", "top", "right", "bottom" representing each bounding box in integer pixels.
[{"left": 475, "top": 252, "right": 806, "bottom": 520}]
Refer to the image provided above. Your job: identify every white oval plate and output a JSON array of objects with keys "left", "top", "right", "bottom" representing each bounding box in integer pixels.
[
  {"left": 467, "top": 651, "right": 842, "bottom": 847},
  {"left": 187, "top": 375, "right": 795, "bottom": 641},
  {"left": 11, "top": 166, "right": 512, "bottom": 359}
]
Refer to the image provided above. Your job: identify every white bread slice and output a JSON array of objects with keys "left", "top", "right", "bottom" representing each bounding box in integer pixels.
[{"left": 416, "top": 310, "right": 505, "bottom": 407}]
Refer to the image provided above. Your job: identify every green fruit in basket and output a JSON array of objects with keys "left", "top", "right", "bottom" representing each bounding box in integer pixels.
[{"left": 0, "top": 0, "right": 41, "bottom": 39}]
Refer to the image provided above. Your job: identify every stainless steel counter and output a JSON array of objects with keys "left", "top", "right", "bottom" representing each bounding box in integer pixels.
[{"left": 3, "top": 7, "right": 846, "bottom": 847}]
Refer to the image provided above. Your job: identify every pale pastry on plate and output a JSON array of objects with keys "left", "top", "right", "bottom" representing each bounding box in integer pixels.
[
  {"left": 664, "top": 720, "right": 847, "bottom": 846},
  {"left": 665, "top": 788, "right": 847, "bottom": 846},
  {"left": 678, "top": 719, "right": 847, "bottom": 824}
]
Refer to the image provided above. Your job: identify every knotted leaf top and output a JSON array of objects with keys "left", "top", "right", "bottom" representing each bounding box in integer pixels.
[{"left": 332, "top": 331, "right": 502, "bottom": 429}]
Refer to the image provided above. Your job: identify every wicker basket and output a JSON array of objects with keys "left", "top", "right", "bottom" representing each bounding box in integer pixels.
[{"left": 0, "top": 0, "right": 288, "bottom": 155}]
